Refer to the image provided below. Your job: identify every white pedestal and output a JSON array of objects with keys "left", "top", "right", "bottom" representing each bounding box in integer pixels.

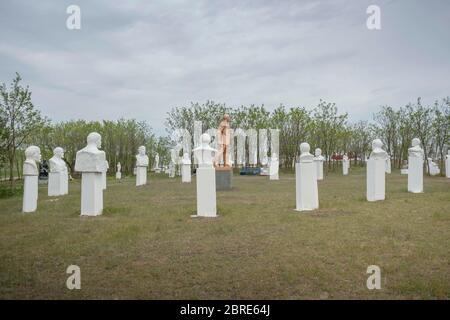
[
  {"left": 181, "top": 164, "right": 191, "bottom": 183},
  {"left": 408, "top": 156, "right": 423, "bottom": 193},
  {"left": 136, "top": 166, "right": 147, "bottom": 186},
  {"left": 195, "top": 167, "right": 217, "bottom": 217},
  {"left": 343, "top": 161, "right": 349, "bottom": 175},
  {"left": 81, "top": 172, "right": 103, "bottom": 216},
  {"left": 102, "top": 171, "right": 107, "bottom": 190},
  {"left": 116, "top": 172, "right": 121, "bottom": 180},
  {"left": 295, "top": 162, "right": 319, "bottom": 211},
  {"left": 385, "top": 159, "right": 391, "bottom": 174},
  {"left": 62, "top": 171, "right": 69, "bottom": 195},
  {"left": 23, "top": 175, "right": 38, "bottom": 213},
  {"left": 48, "top": 172, "right": 65, "bottom": 196},
  {"left": 446, "top": 157, "right": 450, "bottom": 178},
  {"left": 367, "top": 158, "right": 385, "bottom": 201},
  {"left": 269, "top": 172, "right": 279, "bottom": 180},
  {"left": 315, "top": 161, "right": 324, "bottom": 180}
]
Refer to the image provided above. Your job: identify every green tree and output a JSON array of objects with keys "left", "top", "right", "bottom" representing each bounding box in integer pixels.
[{"left": 0, "top": 73, "right": 48, "bottom": 186}]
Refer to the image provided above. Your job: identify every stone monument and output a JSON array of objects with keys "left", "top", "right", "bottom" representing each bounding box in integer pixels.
[
  {"left": 342, "top": 153, "right": 349, "bottom": 175},
  {"left": 428, "top": 158, "right": 440, "bottom": 176},
  {"left": 154, "top": 153, "right": 160, "bottom": 173},
  {"left": 269, "top": 152, "right": 279, "bottom": 180},
  {"left": 446, "top": 150, "right": 450, "bottom": 178},
  {"left": 385, "top": 154, "right": 391, "bottom": 174},
  {"left": 295, "top": 142, "right": 319, "bottom": 211},
  {"left": 48, "top": 147, "right": 69, "bottom": 196},
  {"left": 75, "top": 132, "right": 106, "bottom": 216},
  {"left": 313, "top": 148, "right": 325, "bottom": 180},
  {"left": 116, "top": 162, "right": 122, "bottom": 180},
  {"left": 135, "top": 146, "right": 149, "bottom": 186},
  {"left": 102, "top": 160, "right": 109, "bottom": 190},
  {"left": 367, "top": 139, "right": 387, "bottom": 202},
  {"left": 408, "top": 138, "right": 424, "bottom": 193},
  {"left": 192, "top": 133, "right": 217, "bottom": 217},
  {"left": 181, "top": 152, "right": 191, "bottom": 183},
  {"left": 22, "top": 146, "right": 41, "bottom": 213},
  {"left": 214, "top": 114, "right": 232, "bottom": 190}
]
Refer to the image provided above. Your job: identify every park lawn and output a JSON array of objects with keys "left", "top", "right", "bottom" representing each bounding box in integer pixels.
[{"left": 0, "top": 167, "right": 449, "bottom": 299}]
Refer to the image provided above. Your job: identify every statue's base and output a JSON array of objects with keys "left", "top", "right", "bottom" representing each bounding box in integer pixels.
[{"left": 215, "top": 166, "right": 232, "bottom": 190}]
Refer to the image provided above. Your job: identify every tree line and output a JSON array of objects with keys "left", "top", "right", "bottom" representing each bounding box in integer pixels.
[
  {"left": 1, "top": 73, "right": 449, "bottom": 188},
  {"left": 166, "top": 99, "right": 450, "bottom": 172}
]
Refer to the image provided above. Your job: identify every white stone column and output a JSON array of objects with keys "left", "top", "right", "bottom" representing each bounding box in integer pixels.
[
  {"left": 408, "top": 138, "right": 424, "bottom": 193},
  {"left": 366, "top": 139, "right": 387, "bottom": 202},
  {"left": 23, "top": 175, "right": 38, "bottom": 213},
  {"left": 295, "top": 143, "right": 319, "bottom": 211},
  {"left": 48, "top": 172, "right": 62, "bottom": 196},
  {"left": 81, "top": 172, "right": 103, "bottom": 216},
  {"left": 196, "top": 167, "right": 216, "bottom": 217},
  {"left": 446, "top": 152, "right": 450, "bottom": 178},
  {"left": 182, "top": 164, "right": 191, "bottom": 183},
  {"left": 136, "top": 166, "right": 147, "bottom": 186}
]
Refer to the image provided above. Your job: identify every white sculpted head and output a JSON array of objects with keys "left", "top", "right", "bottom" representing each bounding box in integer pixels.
[
  {"left": 25, "top": 146, "right": 42, "bottom": 163},
  {"left": 87, "top": 132, "right": 102, "bottom": 148},
  {"left": 138, "top": 146, "right": 146, "bottom": 155},
  {"left": 372, "top": 139, "right": 383, "bottom": 150},
  {"left": 412, "top": 138, "right": 421, "bottom": 147},
  {"left": 53, "top": 147, "right": 64, "bottom": 159},
  {"left": 23, "top": 146, "right": 41, "bottom": 176},
  {"left": 300, "top": 142, "right": 310, "bottom": 154},
  {"left": 370, "top": 138, "right": 387, "bottom": 159},
  {"left": 314, "top": 148, "right": 322, "bottom": 157}
]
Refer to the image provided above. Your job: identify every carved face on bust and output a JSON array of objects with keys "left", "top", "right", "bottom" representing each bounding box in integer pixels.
[
  {"left": 138, "top": 146, "right": 146, "bottom": 155},
  {"left": 201, "top": 133, "right": 211, "bottom": 145},
  {"left": 87, "top": 132, "right": 101, "bottom": 148},
  {"left": 372, "top": 139, "right": 383, "bottom": 150},
  {"left": 53, "top": 147, "right": 64, "bottom": 159},
  {"left": 300, "top": 142, "right": 310, "bottom": 154},
  {"left": 25, "top": 146, "right": 41, "bottom": 163},
  {"left": 412, "top": 138, "right": 421, "bottom": 147},
  {"left": 223, "top": 114, "right": 230, "bottom": 122},
  {"left": 315, "top": 148, "right": 322, "bottom": 157}
]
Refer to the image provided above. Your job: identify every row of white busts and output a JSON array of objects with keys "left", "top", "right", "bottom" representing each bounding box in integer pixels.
[
  {"left": 22, "top": 146, "right": 71, "bottom": 213},
  {"left": 367, "top": 137, "right": 430, "bottom": 201}
]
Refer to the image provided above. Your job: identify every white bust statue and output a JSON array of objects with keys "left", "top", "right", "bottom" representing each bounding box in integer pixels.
[
  {"left": 75, "top": 132, "right": 107, "bottom": 172},
  {"left": 136, "top": 146, "right": 149, "bottom": 167},
  {"left": 117, "top": 162, "right": 121, "bottom": 172},
  {"left": 193, "top": 133, "right": 217, "bottom": 167},
  {"left": 23, "top": 146, "right": 41, "bottom": 176},
  {"left": 370, "top": 139, "right": 387, "bottom": 160},
  {"left": 299, "top": 142, "right": 313, "bottom": 162},
  {"left": 314, "top": 148, "right": 324, "bottom": 160},
  {"left": 182, "top": 152, "right": 191, "bottom": 165},
  {"left": 408, "top": 138, "right": 424, "bottom": 159},
  {"left": 49, "top": 147, "right": 67, "bottom": 173}
]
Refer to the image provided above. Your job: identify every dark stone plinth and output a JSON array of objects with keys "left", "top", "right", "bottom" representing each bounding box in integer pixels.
[{"left": 215, "top": 167, "right": 232, "bottom": 190}]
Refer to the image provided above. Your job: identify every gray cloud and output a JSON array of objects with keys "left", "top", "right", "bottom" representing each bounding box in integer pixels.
[{"left": 1, "top": 0, "right": 449, "bottom": 135}]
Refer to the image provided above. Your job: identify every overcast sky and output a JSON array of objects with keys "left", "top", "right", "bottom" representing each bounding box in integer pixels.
[{"left": 1, "top": 0, "right": 449, "bottom": 135}]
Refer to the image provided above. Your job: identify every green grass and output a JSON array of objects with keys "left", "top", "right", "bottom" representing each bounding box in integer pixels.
[{"left": 0, "top": 168, "right": 449, "bottom": 299}]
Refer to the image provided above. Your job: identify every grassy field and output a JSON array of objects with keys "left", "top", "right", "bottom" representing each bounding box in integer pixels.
[{"left": 0, "top": 168, "right": 449, "bottom": 299}]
